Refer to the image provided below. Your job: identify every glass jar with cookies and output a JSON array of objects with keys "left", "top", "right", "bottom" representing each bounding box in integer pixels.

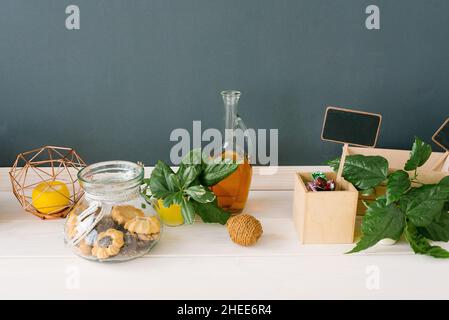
[{"left": 64, "top": 161, "right": 161, "bottom": 262}]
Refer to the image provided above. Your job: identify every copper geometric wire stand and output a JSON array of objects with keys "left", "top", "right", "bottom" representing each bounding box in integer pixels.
[{"left": 9, "top": 146, "right": 86, "bottom": 220}]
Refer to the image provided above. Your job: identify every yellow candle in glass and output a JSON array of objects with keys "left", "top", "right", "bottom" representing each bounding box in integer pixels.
[
  {"left": 32, "top": 181, "right": 70, "bottom": 214},
  {"left": 156, "top": 199, "right": 184, "bottom": 226}
]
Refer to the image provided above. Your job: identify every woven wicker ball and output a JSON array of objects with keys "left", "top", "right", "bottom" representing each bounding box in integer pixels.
[{"left": 227, "top": 214, "right": 263, "bottom": 246}]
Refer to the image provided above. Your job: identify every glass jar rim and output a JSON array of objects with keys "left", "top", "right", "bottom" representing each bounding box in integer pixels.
[
  {"left": 221, "top": 90, "right": 241, "bottom": 97},
  {"left": 77, "top": 161, "right": 144, "bottom": 192}
]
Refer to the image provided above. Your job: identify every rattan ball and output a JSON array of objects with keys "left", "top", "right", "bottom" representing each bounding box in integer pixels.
[{"left": 227, "top": 214, "right": 263, "bottom": 246}]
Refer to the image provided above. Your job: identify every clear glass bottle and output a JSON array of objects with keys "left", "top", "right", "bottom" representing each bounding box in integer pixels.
[
  {"left": 64, "top": 161, "right": 161, "bottom": 262},
  {"left": 211, "top": 90, "right": 252, "bottom": 214}
]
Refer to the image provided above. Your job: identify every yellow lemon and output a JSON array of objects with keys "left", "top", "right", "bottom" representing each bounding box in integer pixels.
[
  {"left": 32, "top": 181, "right": 70, "bottom": 214},
  {"left": 156, "top": 199, "right": 184, "bottom": 226}
]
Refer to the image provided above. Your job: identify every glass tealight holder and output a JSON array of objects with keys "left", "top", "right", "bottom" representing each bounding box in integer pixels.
[{"left": 153, "top": 199, "right": 185, "bottom": 227}]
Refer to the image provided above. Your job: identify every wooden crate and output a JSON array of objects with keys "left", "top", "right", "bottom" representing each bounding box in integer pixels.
[
  {"left": 415, "top": 170, "right": 449, "bottom": 184},
  {"left": 292, "top": 172, "right": 358, "bottom": 244},
  {"left": 348, "top": 147, "right": 446, "bottom": 171},
  {"left": 348, "top": 147, "right": 448, "bottom": 215},
  {"left": 357, "top": 170, "right": 449, "bottom": 215}
]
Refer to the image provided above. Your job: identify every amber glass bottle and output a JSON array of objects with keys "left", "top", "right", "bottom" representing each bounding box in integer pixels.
[{"left": 211, "top": 90, "right": 252, "bottom": 214}]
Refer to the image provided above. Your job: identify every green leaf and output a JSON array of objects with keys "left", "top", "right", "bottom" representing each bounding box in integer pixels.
[
  {"left": 311, "top": 172, "right": 327, "bottom": 181},
  {"left": 162, "top": 191, "right": 183, "bottom": 208},
  {"left": 180, "top": 197, "right": 196, "bottom": 225},
  {"left": 440, "top": 176, "right": 449, "bottom": 188},
  {"left": 149, "top": 161, "right": 175, "bottom": 199},
  {"left": 386, "top": 170, "right": 411, "bottom": 205},
  {"left": 340, "top": 155, "right": 389, "bottom": 190},
  {"left": 181, "top": 148, "right": 204, "bottom": 166},
  {"left": 191, "top": 200, "right": 230, "bottom": 225},
  {"left": 426, "top": 247, "right": 449, "bottom": 258},
  {"left": 360, "top": 188, "right": 376, "bottom": 197},
  {"left": 405, "top": 222, "right": 449, "bottom": 259},
  {"left": 179, "top": 150, "right": 204, "bottom": 180},
  {"left": 178, "top": 165, "right": 200, "bottom": 189},
  {"left": 200, "top": 163, "right": 239, "bottom": 186},
  {"left": 436, "top": 176, "right": 449, "bottom": 195},
  {"left": 327, "top": 158, "right": 340, "bottom": 172},
  {"left": 180, "top": 148, "right": 239, "bottom": 186},
  {"left": 168, "top": 173, "right": 182, "bottom": 190},
  {"left": 184, "top": 185, "right": 216, "bottom": 203},
  {"left": 348, "top": 198, "right": 405, "bottom": 254},
  {"left": 401, "top": 183, "right": 449, "bottom": 227},
  {"left": 404, "top": 137, "right": 433, "bottom": 171},
  {"left": 418, "top": 210, "right": 449, "bottom": 242},
  {"left": 147, "top": 155, "right": 237, "bottom": 226}
]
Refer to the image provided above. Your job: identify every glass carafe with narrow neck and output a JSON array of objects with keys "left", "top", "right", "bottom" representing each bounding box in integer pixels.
[{"left": 211, "top": 90, "right": 252, "bottom": 214}]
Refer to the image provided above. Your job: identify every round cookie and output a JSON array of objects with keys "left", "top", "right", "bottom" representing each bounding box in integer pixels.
[
  {"left": 92, "top": 228, "right": 125, "bottom": 260},
  {"left": 111, "top": 205, "right": 145, "bottom": 226},
  {"left": 124, "top": 216, "right": 161, "bottom": 241}
]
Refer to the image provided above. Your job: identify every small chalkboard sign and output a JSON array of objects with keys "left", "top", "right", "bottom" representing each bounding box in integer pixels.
[
  {"left": 321, "top": 107, "right": 382, "bottom": 147},
  {"left": 432, "top": 118, "right": 449, "bottom": 151}
]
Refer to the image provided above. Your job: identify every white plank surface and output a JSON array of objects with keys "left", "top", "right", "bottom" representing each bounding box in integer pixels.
[
  {"left": 1, "top": 166, "right": 448, "bottom": 299},
  {"left": 2, "top": 255, "right": 449, "bottom": 299}
]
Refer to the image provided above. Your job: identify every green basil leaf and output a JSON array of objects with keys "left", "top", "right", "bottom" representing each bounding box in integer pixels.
[
  {"left": 348, "top": 198, "right": 405, "bottom": 254},
  {"left": 191, "top": 200, "right": 230, "bottom": 225},
  {"left": 162, "top": 191, "right": 183, "bottom": 208},
  {"left": 178, "top": 165, "right": 200, "bottom": 189},
  {"left": 386, "top": 170, "right": 411, "bottom": 205},
  {"left": 327, "top": 158, "right": 341, "bottom": 172},
  {"left": 404, "top": 137, "right": 433, "bottom": 171},
  {"left": 201, "top": 163, "right": 239, "bottom": 186},
  {"left": 426, "top": 247, "right": 449, "bottom": 259},
  {"left": 141, "top": 178, "right": 152, "bottom": 198},
  {"left": 401, "top": 183, "right": 449, "bottom": 227},
  {"left": 440, "top": 176, "right": 449, "bottom": 188},
  {"left": 149, "top": 161, "right": 175, "bottom": 199},
  {"left": 176, "top": 163, "right": 187, "bottom": 179},
  {"left": 185, "top": 185, "right": 216, "bottom": 203},
  {"left": 180, "top": 148, "right": 240, "bottom": 186},
  {"left": 181, "top": 148, "right": 204, "bottom": 166},
  {"left": 168, "top": 173, "right": 182, "bottom": 191},
  {"left": 340, "top": 155, "right": 388, "bottom": 190},
  {"left": 418, "top": 210, "right": 449, "bottom": 242},
  {"left": 405, "top": 222, "right": 449, "bottom": 259},
  {"left": 180, "top": 197, "right": 196, "bottom": 225},
  {"left": 360, "top": 188, "right": 376, "bottom": 197}
]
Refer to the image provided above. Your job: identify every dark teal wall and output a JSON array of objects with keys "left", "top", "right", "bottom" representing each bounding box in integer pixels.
[{"left": 1, "top": 1, "right": 448, "bottom": 165}]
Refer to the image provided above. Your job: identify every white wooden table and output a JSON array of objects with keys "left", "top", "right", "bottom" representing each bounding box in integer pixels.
[{"left": 1, "top": 166, "right": 448, "bottom": 299}]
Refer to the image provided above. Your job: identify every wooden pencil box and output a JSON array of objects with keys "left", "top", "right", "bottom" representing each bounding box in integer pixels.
[{"left": 292, "top": 171, "right": 358, "bottom": 244}]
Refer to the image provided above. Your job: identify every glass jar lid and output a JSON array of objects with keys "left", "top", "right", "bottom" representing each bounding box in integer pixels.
[{"left": 77, "top": 161, "right": 144, "bottom": 198}]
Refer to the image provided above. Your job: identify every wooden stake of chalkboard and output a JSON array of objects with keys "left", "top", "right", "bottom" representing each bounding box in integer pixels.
[
  {"left": 336, "top": 144, "right": 349, "bottom": 190},
  {"left": 442, "top": 156, "right": 449, "bottom": 172},
  {"left": 432, "top": 151, "right": 449, "bottom": 171},
  {"left": 432, "top": 118, "right": 449, "bottom": 151},
  {"left": 431, "top": 118, "right": 449, "bottom": 172}
]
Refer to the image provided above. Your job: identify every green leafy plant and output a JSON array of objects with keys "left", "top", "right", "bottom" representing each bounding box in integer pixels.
[
  {"left": 142, "top": 149, "right": 239, "bottom": 225},
  {"left": 329, "top": 137, "right": 449, "bottom": 258}
]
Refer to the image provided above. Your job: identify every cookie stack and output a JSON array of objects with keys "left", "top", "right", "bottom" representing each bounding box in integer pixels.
[{"left": 66, "top": 204, "right": 161, "bottom": 261}]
